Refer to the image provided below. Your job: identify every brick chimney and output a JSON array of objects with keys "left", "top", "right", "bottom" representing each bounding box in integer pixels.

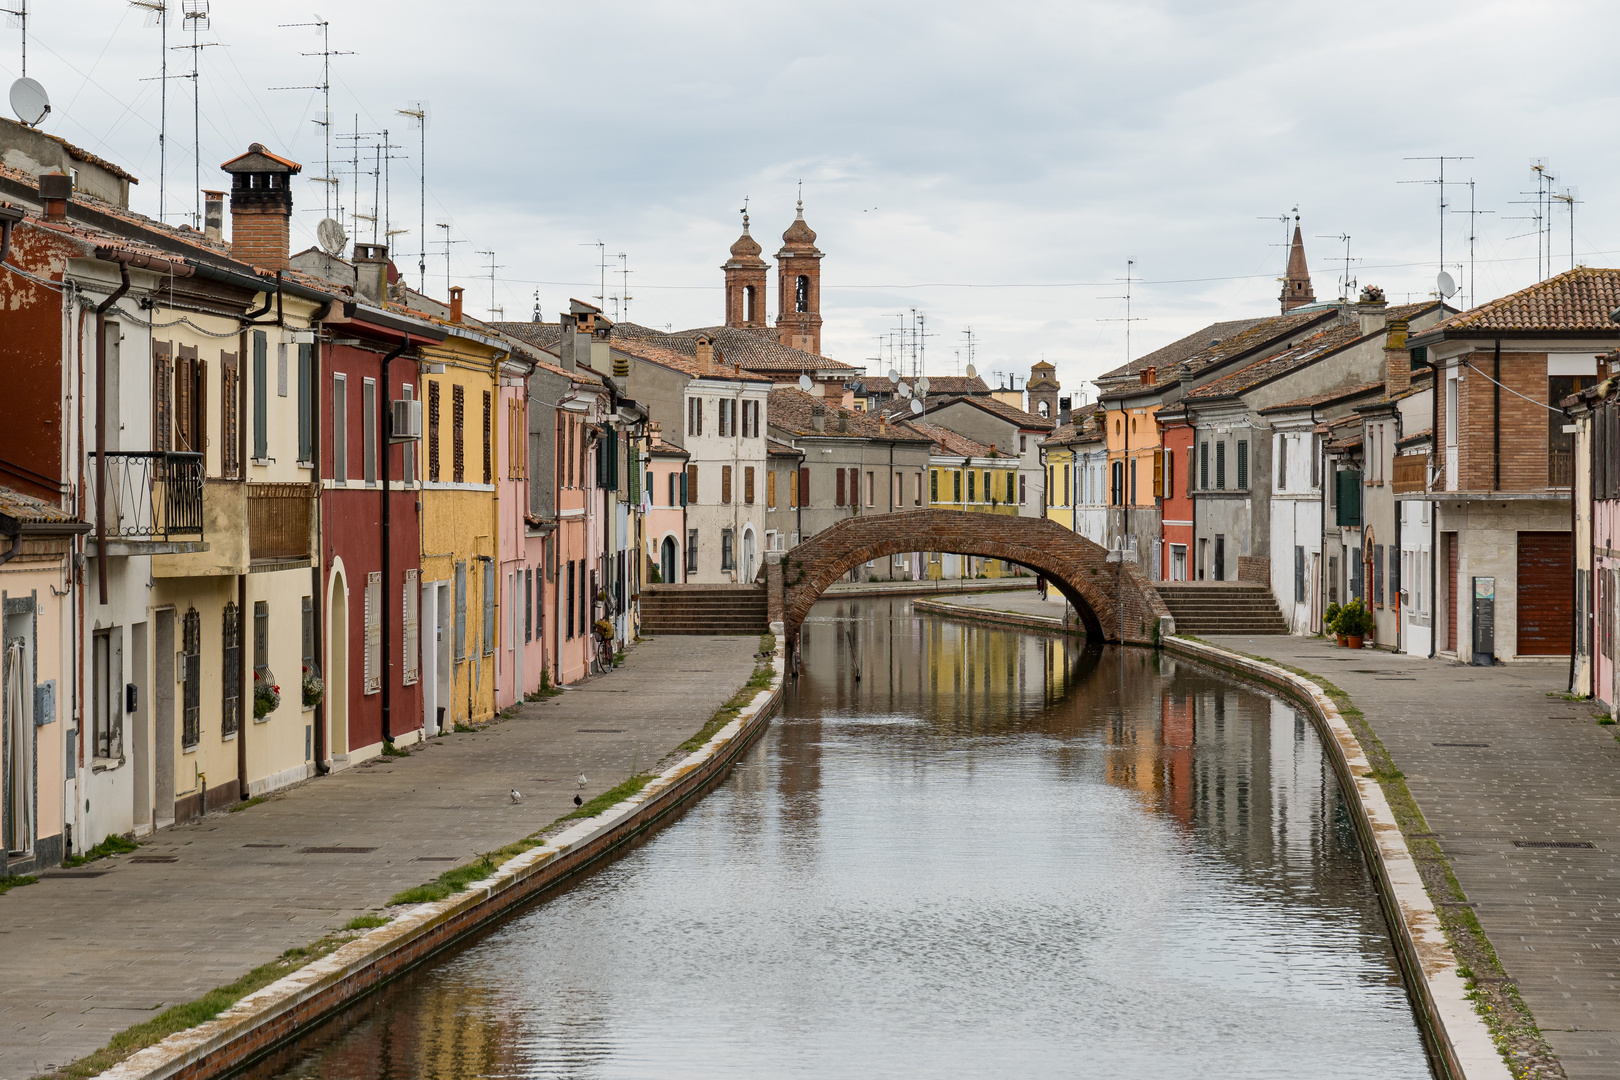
[
  {"left": 1383, "top": 316, "right": 1412, "bottom": 396},
  {"left": 811, "top": 400, "right": 826, "bottom": 432},
  {"left": 202, "top": 190, "right": 225, "bottom": 241},
  {"left": 38, "top": 171, "right": 70, "bottom": 221},
  {"left": 449, "top": 286, "right": 464, "bottom": 324},
  {"left": 220, "top": 143, "right": 301, "bottom": 271},
  {"left": 1356, "top": 284, "right": 1389, "bottom": 337},
  {"left": 1140, "top": 366, "right": 1156, "bottom": 386},
  {"left": 694, "top": 334, "right": 714, "bottom": 375},
  {"left": 353, "top": 243, "right": 389, "bottom": 304}
]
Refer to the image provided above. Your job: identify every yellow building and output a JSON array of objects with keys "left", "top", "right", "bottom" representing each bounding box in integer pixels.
[{"left": 903, "top": 419, "right": 1022, "bottom": 579}]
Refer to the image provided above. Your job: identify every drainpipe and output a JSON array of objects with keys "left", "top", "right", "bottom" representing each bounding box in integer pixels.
[
  {"left": 313, "top": 331, "right": 328, "bottom": 775},
  {"left": 1493, "top": 339, "right": 1501, "bottom": 491},
  {"left": 379, "top": 336, "right": 411, "bottom": 744},
  {"left": 236, "top": 571, "right": 247, "bottom": 799},
  {"left": 1430, "top": 356, "right": 1439, "bottom": 659},
  {"left": 94, "top": 261, "right": 131, "bottom": 605},
  {"left": 1572, "top": 398, "right": 1582, "bottom": 695}
]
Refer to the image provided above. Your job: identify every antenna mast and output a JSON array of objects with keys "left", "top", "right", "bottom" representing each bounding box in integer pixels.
[
  {"left": 1401, "top": 155, "right": 1473, "bottom": 281},
  {"left": 1096, "top": 259, "right": 1146, "bottom": 366},
  {"left": 434, "top": 223, "right": 463, "bottom": 299},
  {"left": 397, "top": 103, "right": 427, "bottom": 292},
  {"left": 1449, "top": 180, "right": 1493, "bottom": 310},
  {"left": 173, "top": 1, "right": 218, "bottom": 228},
  {"left": 1550, "top": 187, "right": 1580, "bottom": 273},
  {"left": 614, "top": 252, "right": 633, "bottom": 324},
  {"left": 1315, "top": 233, "right": 1354, "bottom": 301},
  {"left": 1, "top": 0, "right": 27, "bottom": 77},
  {"left": 272, "top": 18, "right": 350, "bottom": 222},
  {"left": 129, "top": 1, "right": 169, "bottom": 222},
  {"left": 475, "top": 250, "right": 503, "bottom": 320}
]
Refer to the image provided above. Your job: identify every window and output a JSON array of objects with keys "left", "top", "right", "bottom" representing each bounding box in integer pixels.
[
  {"left": 400, "top": 385, "right": 416, "bottom": 484},
  {"left": 767, "top": 470, "right": 777, "bottom": 509},
  {"left": 253, "top": 330, "right": 268, "bottom": 459},
  {"left": 507, "top": 396, "right": 525, "bottom": 479},
  {"left": 524, "top": 568, "right": 533, "bottom": 643},
  {"left": 483, "top": 390, "right": 493, "bottom": 485},
  {"left": 930, "top": 470, "right": 939, "bottom": 502},
  {"left": 669, "top": 471, "right": 678, "bottom": 507},
  {"left": 1236, "top": 439, "right": 1247, "bottom": 490},
  {"left": 1019, "top": 473, "right": 1027, "bottom": 505},
  {"left": 686, "top": 530, "right": 699, "bottom": 574},
  {"left": 1215, "top": 442, "right": 1226, "bottom": 490},
  {"left": 687, "top": 396, "right": 703, "bottom": 437},
  {"left": 452, "top": 383, "right": 466, "bottom": 484},
  {"left": 1199, "top": 442, "right": 1209, "bottom": 490},
  {"left": 563, "top": 560, "right": 575, "bottom": 640},
  {"left": 1335, "top": 470, "right": 1363, "bottom": 527},
  {"left": 967, "top": 470, "right": 977, "bottom": 502},
  {"left": 92, "top": 627, "right": 123, "bottom": 759},
  {"left": 746, "top": 466, "right": 756, "bottom": 504},
  {"left": 535, "top": 561, "right": 545, "bottom": 640},
  {"left": 719, "top": 398, "right": 734, "bottom": 438},
  {"left": 404, "top": 569, "right": 420, "bottom": 684},
  {"left": 686, "top": 464, "right": 699, "bottom": 504},
  {"left": 914, "top": 472, "right": 923, "bottom": 506},
  {"left": 743, "top": 400, "right": 759, "bottom": 438},
  {"left": 1276, "top": 435, "right": 1288, "bottom": 491},
  {"left": 1294, "top": 546, "right": 1306, "bottom": 604},
  {"left": 722, "top": 528, "right": 735, "bottom": 571},
  {"left": 836, "top": 468, "right": 847, "bottom": 506},
  {"left": 866, "top": 471, "right": 875, "bottom": 506},
  {"left": 1062, "top": 465, "right": 1070, "bottom": 504},
  {"left": 1310, "top": 434, "right": 1321, "bottom": 489},
  {"left": 1328, "top": 555, "right": 1339, "bottom": 604},
  {"left": 297, "top": 344, "right": 313, "bottom": 464},
  {"left": 581, "top": 564, "right": 591, "bottom": 639},
  {"left": 302, "top": 594, "right": 315, "bottom": 689},
  {"left": 1110, "top": 460, "right": 1122, "bottom": 505},
  {"left": 427, "top": 380, "right": 440, "bottom": 482},
  {"left": 363, "top": 378, "right": 377, "bottom": 484},
  {"left": 1373, "top": 544, "right": 1385, "bottom": 606},
  {"left": 364, "top": 571, "right": 382, "bottom": 694},
  {"left": 181, "top": 609, "right": 200, "bottom": 748},
  {"left": 253, "top": 599, "right": 269, "bottom": 684},
  {"left": 454, "top": 560, "right": 468, "bottom": 659},
  {"left": 1130, "top": 458, "right": 1137, "bottom": 504},
  {"left": 483, "top": 559, "right": 496, "bottom": 656},
  {"left": 795, "top": 274, "right": 809, "bottom": 312},
  {"left": 722, "top": 465, "right": 733, "bottom": 504},
  {"left": 333, "top": 374, "right": 348, "bottom": 482}
]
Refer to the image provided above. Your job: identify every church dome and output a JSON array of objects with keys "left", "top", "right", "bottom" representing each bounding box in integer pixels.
[
  {"left": 781, "top": 211, "right": 817, "bottom": 249},
  {"left": 730, "top": 229, "right": 762, "bottom": 260}
]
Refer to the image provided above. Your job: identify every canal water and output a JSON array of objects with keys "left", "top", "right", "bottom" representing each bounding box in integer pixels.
[{"left": 245, "top": 597, "right": 1431, "bottom": 1079}]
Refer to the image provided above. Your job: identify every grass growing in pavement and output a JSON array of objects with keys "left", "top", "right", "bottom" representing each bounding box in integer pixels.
[
  {"left": 381, "top": 741, "right": 411, "bottom": 758},
  {"left": 228, "top": 795, "right": 269, "bottom": 813},
  {"left": 341, "top": 913, "right": 390, "bottom": 931},
  {"left": 679, "top": 659, "right": 774, "bottom": 755},
  {"left": 0, "top": 873, "right": 38, "bottom": 896},
  {"left": 562, "top": 773, "right": 653, "bottom": 821},
  {"left": 64, "top": 833, "right": 138, "bottom": 867},
  {"left": 1174, "top": 635, "right": 1562, "bottom": 1078}
]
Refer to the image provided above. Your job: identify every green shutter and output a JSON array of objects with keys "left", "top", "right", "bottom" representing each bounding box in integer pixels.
[
  {"left": 1336, "top": 469, "right": 1362, "bottom": 527},
  {"left": 297, "top": 343, "right": 312, "bottom": 462},
  {"left": 253, "top": 330, "right": 268, "bottom": 460},
  {"left": 628, "top": 445, "right": 641, "bottom": 502}
]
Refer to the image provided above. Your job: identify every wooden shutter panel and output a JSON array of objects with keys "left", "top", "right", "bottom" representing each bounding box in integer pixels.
[
  {"left": 153, "top": 341, "right": 174, "bottom": 453},
  {"left": 800, "top": 468, "right": 810, "bottom": 506},
  {"left": 1153, "top": 451, "right": 1164, "bottom": 496},
  {"left": 721, "top": 465, "right": 732, "bottom": 504},
  {"left": 686, "top": 464, "right": 698, "bottom": 503},
  {"left": 745, "top": 466, "right": 755, "bottom": 504},
  {"left": 836, "top": 468, "right": 846, "bottom": 506},
  {"left": 220, "top": 351, "right": 239, "bottom": 477}
]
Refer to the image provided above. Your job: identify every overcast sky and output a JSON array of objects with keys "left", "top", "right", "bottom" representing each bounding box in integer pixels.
[{"left": 9, "top": 1, "right": 1620, "bottom": 397}]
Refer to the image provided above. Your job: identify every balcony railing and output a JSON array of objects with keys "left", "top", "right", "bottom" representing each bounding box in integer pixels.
[
  {"left": 248, "top": 482, "right": 313, "bottom": 561},
  {"left": 1549, "top": 448, "right": 1574, "bottom": 489},
  {"left": 86, "top": 451, "right": 204, "bottom": 541}
]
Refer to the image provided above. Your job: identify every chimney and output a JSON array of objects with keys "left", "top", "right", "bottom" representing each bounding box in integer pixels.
[
  {"left": 1059, "top": 396, "right": 1072, "bottom": 426},
  {"left": 559, "top": 300, "right": 601, "bottom": 372},
  {"left": 811, "top": 400, "right": 826, "bottom": 432},
  {"left": 1140, "top": 366, "right": 1156, "bottom": 386},
  {"left": 449, "top": 285, "right": 464, "bottom": 324},
  {"left": 38, "top": 171, "right": 70, "bottom": 221},
  {"left": 1356, "top": 284, "right": 1388, "bottom": 337},
  {"left": 202, "top": 190, "right": 225, "bottom": 241},
  {"left": 1383, "top": 316, "right": 1412, "bottom": 396},
  {"left": 353, "top": 243, "right": 389, "bottom": 304},
  {"left": 694, "top": 335, "right": 714, "bottom": 375},
  {"left": 221, "top": 142, "right": 301, "bottom": 271},
  {"left": 837, "top": 409, "right": 848, "bottom": 433},
  {"left": 649, "top": 420, "right": 661, "bottom": 444}
]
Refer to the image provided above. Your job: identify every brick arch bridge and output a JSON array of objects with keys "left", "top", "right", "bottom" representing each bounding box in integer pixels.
[{"left": 761, "top": 510, "right": 1172, "bottom": 649}]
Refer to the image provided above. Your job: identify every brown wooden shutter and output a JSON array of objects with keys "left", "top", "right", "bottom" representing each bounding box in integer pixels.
[
  {"left": 153, "top": 341, "right": 174, "bottom": 453},
  {"left": 800, "top": 467, "right": 810, "bottom": 506},
  {"left": 196, "top": 358, "right": 207, "bottom": 467},
  {"left": 721, "top": 465, "right": 732, "bottom": 504},
  {"left": 1517, "top": 531, "right": 1573, "bottom": 655},
  {"left": 686, "top": 464, "right": 698, "bottom": 503},
  {"left": 482, "top": 390, "right": 492, "bottom": 484},
  {"left": 220, "top": 351, "right": 239, "bottom": 477},
  {"left": 175, "top": 345, "right": 199, "bottom": 451},
  {"left": 452, "top": 383, "right": 465, "bottom": 483},
  {"left": 767, "top": 469, "right": 776, "bottom": 508},
  {"left": 1153, "top": 450, "right": 1164, "bottom": 496},
  {"left": 745, "top": 466, "right": 755, "bottom": 504},
  {"left": 835, "top": 467, "right": 846, "bottom": 506}
]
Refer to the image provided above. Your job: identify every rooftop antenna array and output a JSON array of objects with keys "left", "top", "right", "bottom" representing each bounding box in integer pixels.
[
  {"left": 1096, "top": 259, "right": 1145, "bottom": 367},
  {"left": 434, "top": 222, "right": 462, "bottom": 299},
  {"left": 1550, "top": 187, "right": 1580, "bottom": 273},
  {"left": 174, "top": 0, "right": 219, "bottom": 228},
  {"left": 369, "top": 129, "right": 401, "bottom": 244},
  {"left": 272, "top": 17, "right": 351, "bottom": 223},
  {"left": 336, "top": 116, "right": 380, "bottom": 243},
  {"left": 129, "top": 0, "right": 169, "bottom": 222},
  {"left": 1450, "top": 179, "right": 1493, "bottom": 310},
  {"left": 5, "top": 0, "right": 52, "bottom": 129},
  {"left": 1258, "top": 207, "right": 1295, "bottom": 280},
  {"left": 1, "top": 0, "right": 24, "bottom": 77},
  {"left": 1315, "top": 232, "right": 1355, "bottom": 302},
  {"left": 1401, "top": 155, "right": 1473, "bottom": 286},
  {"left": 580, "top": 240, "right": 607, "bottom": 311},
  {"left": 961, "top": 326, "right": 976, "bottom": 379},
  {"left": 475, "top": 250, "right": 503, "bottom": 320},
  {"left": 612, "top": 252, "right": 633, "bottom": 324},
  {"left": 396, "top": 102, "right": 428, "bottom": 292}
]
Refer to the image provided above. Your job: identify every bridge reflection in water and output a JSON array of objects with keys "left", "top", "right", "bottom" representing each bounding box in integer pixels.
[{"left": 243, "top": 598, "right": 1430, "bottom": 1080}]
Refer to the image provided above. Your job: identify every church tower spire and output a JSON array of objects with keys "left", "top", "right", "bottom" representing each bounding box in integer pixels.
[
  {"left": 775, "top": 190, "right": 824, "bottom": 355},
  {"left": 723, "top": 201, "right": 768, "bottom": 329},
  {"left": 1280, "top": 214, "right": 1316, "bottom": 313}
]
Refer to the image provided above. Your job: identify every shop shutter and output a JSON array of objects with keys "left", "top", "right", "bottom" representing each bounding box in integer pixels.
[{"left": 1517, "top": 532, "right": 1573, "bottom": 656}]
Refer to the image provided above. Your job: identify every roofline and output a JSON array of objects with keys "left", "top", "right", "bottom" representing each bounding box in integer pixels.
[{"left": 1408, "top": 326, "right": 1620, "bottom": 348}]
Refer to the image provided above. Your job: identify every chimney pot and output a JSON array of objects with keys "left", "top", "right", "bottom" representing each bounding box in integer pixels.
[
  {"left": 811, "top": 400, "right": 826, "bottom": 432},
  {"left": 222, "top": 142, "right": 300, "bottom": 270},
  {"left": 202, "top": 190, "right": 225, "bottom": 241},
  {"left": 353, "top": 243, "right": 389, "bottom": 305},
  {"left": 449, "top": 285, "right": 464, "bottom": 324},
  {"left": 694, "top": 335, "right": 714, "bottom": 375},
  {"left": 38, "top": 171, "right": 70, "bottom": 220},
  {"left": 1059, "top": 395, "right": 1072, "bottom": 426},
  {"left": 1140, "top": 366, "right": 1156, "bottom": 386}
]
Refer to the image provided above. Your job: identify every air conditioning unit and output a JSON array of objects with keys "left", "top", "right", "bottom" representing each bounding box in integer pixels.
[{"left": 390, "top": 399, "right": 423, "bottom": 442}]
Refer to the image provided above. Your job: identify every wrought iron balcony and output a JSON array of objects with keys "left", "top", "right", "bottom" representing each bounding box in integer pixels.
[
  {"left": 86, "top": 451, "right": 204, "bottom": 542},
  {"left": 248, "top": 482, "right": 314, "bottom": 563}
]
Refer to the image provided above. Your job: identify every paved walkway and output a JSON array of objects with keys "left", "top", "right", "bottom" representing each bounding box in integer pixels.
[
  {"left": 1202, "top": 635, "right": 1619, "bottom": 1080},
  {"left": 913, "top": 589, "right": 1074, "bottom": 621},
  {"left": 0, "top": 635, "right": 761, "bottom": 1079}
]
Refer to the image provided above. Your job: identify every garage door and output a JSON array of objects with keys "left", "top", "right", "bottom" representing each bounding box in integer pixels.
[{"left": 1517, "top": 531, "right": 1573, "bottom": 656}]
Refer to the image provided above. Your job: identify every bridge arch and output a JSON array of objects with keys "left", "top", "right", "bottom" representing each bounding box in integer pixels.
[{"left": 764, "top": 510, "right": 1171, "bottom": 648}]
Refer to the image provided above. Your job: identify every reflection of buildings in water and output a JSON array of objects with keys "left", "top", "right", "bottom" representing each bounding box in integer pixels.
[{"left": 410, "top": 981, "right": 517, "bottom": 1080}]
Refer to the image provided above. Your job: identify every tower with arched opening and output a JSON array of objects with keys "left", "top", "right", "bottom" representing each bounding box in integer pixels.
[
  {"left": 775, "top": 197, "right": 824, "bottom": 355},
  {"left": 724, "top": 211, "right": 769, "bottom": 329}
]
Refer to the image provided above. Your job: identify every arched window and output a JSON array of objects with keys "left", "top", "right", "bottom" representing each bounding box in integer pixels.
[
  {"left": 744, "top": 285, "right": 757, "bottom": 323},
  {"left": 1038, "top": 400, "right": 1050, "bottom": 418},
  {"left": 795, "top": 275, "right": 809, "bottom": 313}
]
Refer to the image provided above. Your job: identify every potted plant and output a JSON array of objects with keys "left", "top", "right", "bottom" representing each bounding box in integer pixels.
[
  {"left": 1338, "top": 598, "right": 1373, "bottom": 649},
  {"left": 301, "top": 665, "right": 324, "bottom": 708},
  {"left": 254, "top": 669, "right": 281, "bottom": 719},
  {"left": 1325, "top": 602, "right": 1343, "bottom": 645}
]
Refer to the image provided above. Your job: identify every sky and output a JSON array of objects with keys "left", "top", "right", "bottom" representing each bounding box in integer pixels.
[{"left": 7, "top": 0, "right": 1620, "bottom": 400}]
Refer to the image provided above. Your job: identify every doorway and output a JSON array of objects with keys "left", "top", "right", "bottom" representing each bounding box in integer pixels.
[
  {"left": 131, "top": 622, "right": 149, "bottom": 830},
  {"left": 661, "top": 536, "right": 677, "bottom": 584},
  {"left": 742, "top": 528, "right": 757, "bottom": 584},
  {"left": 435, "top": 580, "right": 452, "bottom": 731},
  {"left": 153, "top": 609, "right": 174, "bottom": 828},
  {"left": 1214, "top": 535, "right": 1226, "bottom": 581},
  {"left": 327, "top": 571, "right": 348, "bottom": 758},
  {"left": 4, "top": 608, "right": 34, "bottom": 860}
]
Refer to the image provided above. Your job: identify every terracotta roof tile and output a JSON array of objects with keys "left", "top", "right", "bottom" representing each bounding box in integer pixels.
[
  {"left": 1428, "top": 267, "right": 1620, "bottom": 334},
  {"left": 767, "top": 388, "right": 930, "bottom": 442},
  {"left": 614, "top": 322, "right": 858, "bottom": 374},
  {"left": 0, "top": 485, "right": 78, "bottom": 526},
  {"left": 1259, "top": 381, "right": 1385, "bottom": 414},
  {"left": 899, "top": 419, "right": 997, "bottom": 458},
  {"left": 925, "top": 394, "right": 1053, "bottom": 430}
]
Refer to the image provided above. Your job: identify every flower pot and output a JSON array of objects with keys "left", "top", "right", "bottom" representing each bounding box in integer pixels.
[
  {"left": 1347, "top": 635, "right": 1364, "bottom": 649},
  {"left": 1337, "top": 635, "right": 1348, "bottom": 647}
]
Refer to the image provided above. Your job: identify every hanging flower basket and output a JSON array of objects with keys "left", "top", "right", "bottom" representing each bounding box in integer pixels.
[
  {"left": 301, "top": 665, "right": 324, "bottom": 708},
  {"left": 254, "top": 669, "right": 282, "bottom": 719},
  {"left": 594, "top": 618, "right": 614, "bottom": 642}
]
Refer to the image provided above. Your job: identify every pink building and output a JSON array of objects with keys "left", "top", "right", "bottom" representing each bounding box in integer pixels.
[{"left": 645, "top": 424, "right": 690, "bottom": 583}]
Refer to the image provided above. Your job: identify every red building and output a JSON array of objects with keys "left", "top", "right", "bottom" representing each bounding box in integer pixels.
[{"left": 1155, "top": 403, "right": 1195, "bottom": 581}]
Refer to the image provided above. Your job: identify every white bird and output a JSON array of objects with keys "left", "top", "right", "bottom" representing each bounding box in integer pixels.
[
  {"left": 576, "top": 773, "right": 588, "bottom": 788},
  {"left": 510, "top": 789, "right": 523, "bottom": 804}
]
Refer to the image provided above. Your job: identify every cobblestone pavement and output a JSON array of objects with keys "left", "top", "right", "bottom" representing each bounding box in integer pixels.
[
  {"left": 0, "top": 635, "right": 761, "bottom": 1079},
  {"left": 913, "top": 589, "right": 1074, "bottom": 619},
  {"left": 1203, "top": 635, "right": 1620, "bottom": 1080}
]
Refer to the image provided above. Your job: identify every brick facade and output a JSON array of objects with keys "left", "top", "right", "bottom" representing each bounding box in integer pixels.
[
  {"left": 772, "top": 509, "right": 1171, "bottom": 645},
  {"left": 1444, "top": 351, "right": 1553, "bottom": 492}
]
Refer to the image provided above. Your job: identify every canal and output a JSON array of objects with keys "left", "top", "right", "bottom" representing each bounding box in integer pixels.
[{"left": 245, "top": 597, "right": 1431, "bottom": 1079}]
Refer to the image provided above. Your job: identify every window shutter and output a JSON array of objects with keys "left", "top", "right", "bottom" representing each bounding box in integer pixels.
[
  {"left": 1215, "top": 442, "right": 1226, "bottom": 489},
  {"left": 483, "top": 390, "right": 493, "bottom": 485},
  {"left": 1236, "top": 439, "right": 1248, "bottom": 490},
  {"left": 153, "top": 341, "right": 174, "bottom": 453},
  {"left": 1199, "top": 442, "right": 1209, "bottom": 490},
  {"left": 365, "top": 571, "right": 382, "bottom": 693},
  {"left": 686, "top": 464, "right": 697, "bottom": 504},
  {"left": 297, "top": 343, "right": 313, "bottom": 463},
  {"left": 403, "top": 569, "right": 420, "bottom": 684},
  {"left": 252, "top": 332, "right": 268, "bottom": 459},
  {"left": 484, "top": 559, "right": 496, "bottom": 656},
  {"left": 1336, "top": 470, "right": 1362, "bottom": 527},
  {"left": 745, "top": 466, "right": 755, "bottom": 504},
  {"left": 767, "top": 470, "right": 776, "bottom": 509},
  {"left": 836, "top": 468, "right": 846, "bottom": 506},
  {"left": 221, "top": 350, "right": 240, "bottom": 477},
  {"left": 452, "top": 384, "right": 466, "bottom": 483},
  {"left": 1153, "top": 451, "right": 1164, "bottom": 496},
  {"left": 428, "top": 381, "right": 441, "bottom": 482},
  {"left": 1294, "top": 546, "right": 1305, "bottom": 604},
  {"left": 628, "top": 444, "right": 641, "bottom": 502},
  {"left": 800, "top": 467, "right": 810, "bottom": 506},
  {"left": 722, "top": 464, "right": 733, "bottom": 504},
  {"left": 454, "top": 560, "right": 467, "bottom": 660},
  {"left": 1374, "top": 544, "right": 1385, "bottom": 605},
  {"left": 1276, "top": 434, "right": 1288, "bottom": 491}
]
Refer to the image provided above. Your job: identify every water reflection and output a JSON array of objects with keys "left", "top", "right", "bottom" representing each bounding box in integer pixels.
[{"left": 245, "top": 598, "right": 1429, "bottom": 1080}]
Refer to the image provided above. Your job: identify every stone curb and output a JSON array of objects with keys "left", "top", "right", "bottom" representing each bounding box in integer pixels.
[
  {"left": 1162, "top": 637, "right": 1511, "bottom": 1080},
  {"left": 822, "top": 579, "right": 1036, "bottom": 598},
  {"left": 93, "top": 638, "right": 789, "bottom": 1080},
  {"left": 910, "top": 596, "right": 1078, "bottom": 635}
]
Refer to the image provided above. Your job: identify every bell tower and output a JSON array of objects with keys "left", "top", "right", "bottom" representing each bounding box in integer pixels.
[
  {"left": 1027, "top": 359, "right": 1060, "bottom": 422},
  {"left": 723, "top": 206, "right": 768, "bottom": 329},
  {"left": 1280, "top": 215, "right": 1317, "bottom": 314},
  {"left": 775, "top": 194, "right": 824, "bottom": 355}
]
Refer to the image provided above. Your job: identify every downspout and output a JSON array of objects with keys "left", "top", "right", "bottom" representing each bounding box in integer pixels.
[
  {"left": 236, "top": 570, "right": 246, "bottom": 799},
  {"left": 379, "top": 336, "right": 410, "bottom": 744},
  {"left": 94, "top": 262, "right": 131, "bottom": 605},
  {"left": 1493, "top": 339, "right": 1501, "bottom": 491},
  {"left": 1572, "top": 398, "right": 1582, "bottom": 695},
  {"left": 313, "top": 331, "right": 328, "bottom": 774},
  {"left": 1430, "top": 357, "right": 1439, "bottom": 658}
]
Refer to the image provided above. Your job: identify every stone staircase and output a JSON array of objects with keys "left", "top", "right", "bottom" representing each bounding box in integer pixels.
[
  {"left": 639, "top": 584, "right": 770, "bottom": 636},
  {"left": 1154, "top": 581, "right": 1288, "bottom": 636}
]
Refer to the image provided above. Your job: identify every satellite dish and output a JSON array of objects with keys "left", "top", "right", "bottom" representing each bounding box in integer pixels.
[
  {"left": 10, "top": 78, "right": 50, "bottom": 127},
  {"left": 316, "top": 217, "right": 348, "bottom": 257},
  {"left": 909, "top": 398, "right": 923, "bottom": 415},
  {"left": 897, "top": 382, "right": 912, "bottom": 398},
  {"left": 887, "top": 368, "right": 900, "bottom": 383},
  {"left": 797, "top": 374, "right": 812, "bottom": 392},
  {"left": 965, "top": 363, "right": 977, "bottom": 379},
  {"left": 917, "top": 376, "right": 930, "bottom": 394},
  {"left": 1436, "top": 271, "right": 1457, "bottom": 299}
]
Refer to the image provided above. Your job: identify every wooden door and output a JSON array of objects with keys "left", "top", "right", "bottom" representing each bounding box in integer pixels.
[
  {"left": 1517, "top": 531, "right": 1573, "bottom": 655},
  {"left": 1445, "top": 532, "right": 1458, "bottom": 651}
]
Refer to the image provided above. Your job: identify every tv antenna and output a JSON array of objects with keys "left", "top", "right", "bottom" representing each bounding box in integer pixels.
[
  {"left": 396, "top": 102, "right": 428, "bottom": 293},
  {"left": 1449, "top": 179, "right": 1493, "bottom": 310},
  {"left": 369, "top": 131, "right": 401, "bottom": 244},
  {"left": 612, "top": 252, "right": 633, "bottom": 324},
  {"left": 272, "top": 18, "right": 351, "bottom": 221},
  {"left": 336, "top": 116, "right": 380, "bottom": 242},
  {"left": 434, "top": 223, "right": 463, "bottom": 299},
  {"left": 961, "top": 326, "right": 976, "bottom": 379},
  {"left": 171, "top": 1, "right": 220, "bottom": 228},
  {"left": 579, "top": 241, "right": 607, "bottom": 310},
  {"left": 129, "top": 0, "right": 170, "bottom": 222},
  {"left": 1401, "top": 155, "right": 1473, "bottom": 281},
  {"left": 1550, "top": 188, "right": 1581, "bottom": 274},
  {"left": 1315, "top": 233, "right": 1356, "bottom": 302},
  {"left": 1096, "top": 259, "right": 1146, "bottom": 366},
  {"left": 475, "top": 250, "right": 503, "bottom": 320},
  {"left": 2, "top": 0, "right": 26, "bottom": 77},
  {"left": 3, "top": 1, "right": 51, "bottom": 131}
]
